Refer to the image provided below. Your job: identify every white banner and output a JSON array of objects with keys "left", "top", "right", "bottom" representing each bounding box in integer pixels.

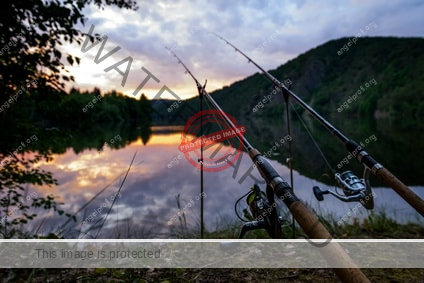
[{"left": 0, "top": 240, "right": 422, "bottom": 268}]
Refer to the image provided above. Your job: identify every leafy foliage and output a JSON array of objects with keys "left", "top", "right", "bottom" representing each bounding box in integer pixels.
[
  {"left": 0, "top": 0, "right": 137, "bottom": 111},
  {"left": 0, "top": 154, "right": 61, "bottom": 238}
]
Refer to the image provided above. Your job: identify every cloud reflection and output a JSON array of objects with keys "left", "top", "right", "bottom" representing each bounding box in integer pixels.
[{"left": 26, "top": 130, "right": 424, "bottom": 238}]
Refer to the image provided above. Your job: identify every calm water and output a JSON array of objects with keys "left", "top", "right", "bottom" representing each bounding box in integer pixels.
[{"left": 26, "top": 126, "right": 423, "bottom": 238}]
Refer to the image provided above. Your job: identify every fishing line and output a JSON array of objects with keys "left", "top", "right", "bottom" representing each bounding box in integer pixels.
[
  {"left": 234, "top": 190, "right": 253, "bottom": 222},
  {"left": 280, "top": 84, "right": 296, "bottom": 239},
  {"left": 203, "top": 97, "right": 250, "bottom": 153},
  {"left": 288, "top": 100, "right": 344, "bottom": 195},
  {"left": 289, "top": 100, "right": 335, "bottom": 175}
]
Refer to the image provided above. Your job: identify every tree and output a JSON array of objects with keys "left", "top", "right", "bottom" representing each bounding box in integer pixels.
[
  {"left": 139, "top": 93, "right": 152, "bottom": 124},
  {"left": 0, "top": 0, "right": 138, "bottom": 238},
  {"left": 0, "top": 0, "right": 138, "bottom": 118}
]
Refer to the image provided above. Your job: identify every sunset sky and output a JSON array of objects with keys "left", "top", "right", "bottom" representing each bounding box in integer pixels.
[{"left": 65, "top": 0, "right": 423, "bottom": 100}]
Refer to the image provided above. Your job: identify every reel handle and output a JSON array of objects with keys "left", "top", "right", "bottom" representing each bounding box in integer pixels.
[{"left": 313, "top": 186, "right": 329, "bottom": 201}]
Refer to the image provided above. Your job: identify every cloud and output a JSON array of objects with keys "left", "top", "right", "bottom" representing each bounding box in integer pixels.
[{"left": 65, "top": 0, "right": 423, "bottom": 100}]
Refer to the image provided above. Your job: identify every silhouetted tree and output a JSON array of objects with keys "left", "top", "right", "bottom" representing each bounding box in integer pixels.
[{"left": 0, "top": 0, "right": 138, "bottom": 119}]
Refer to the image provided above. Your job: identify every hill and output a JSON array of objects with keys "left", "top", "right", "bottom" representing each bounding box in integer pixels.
[
  {"left": 152, "top": 37, "right": 424, "bottom": 184},
  {"left": 154, "top": 37, "right": 423, "bottom": 124}
]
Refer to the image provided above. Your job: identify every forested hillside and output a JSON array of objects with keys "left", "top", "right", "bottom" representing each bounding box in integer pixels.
[
  {"left": 152, "top": 37, "right": 424, "bottom": 184},
  {"left": 153, "top": 37, "right": 423, "bottom": 130}
]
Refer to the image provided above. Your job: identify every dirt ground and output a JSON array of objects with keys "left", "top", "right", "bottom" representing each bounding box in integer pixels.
[{"left": 1, "top": 268, "right": 424, "bottom": 282}]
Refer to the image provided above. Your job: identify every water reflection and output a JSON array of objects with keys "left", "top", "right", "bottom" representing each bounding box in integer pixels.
[{"left": 28, "top": 127, "right": 423, "bottom": 239}]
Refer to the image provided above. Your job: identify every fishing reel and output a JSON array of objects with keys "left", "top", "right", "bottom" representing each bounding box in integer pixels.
[
  {"left": 246, "top": 184, "right": 269, "bottom": 220},
  {"left": 313, "top": 169, "right": 374, "bottom": 209},
  {"left": 236, "top": 184, "right": 287, "bottom": 238}
]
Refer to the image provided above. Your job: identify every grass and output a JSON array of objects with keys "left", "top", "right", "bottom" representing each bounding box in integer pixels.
[
  {"left": 174, "top": 212, "right": 424, "bottom": 240},
  {"left": 166, "top": 198, "right": 423, "bottom": 240},
  {"left": 1, "top": 210, "right": 423, "bottom": 282}
]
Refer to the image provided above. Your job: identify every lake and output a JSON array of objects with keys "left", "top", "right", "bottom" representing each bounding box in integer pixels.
[{"left": 26, "top": 126, "right": 423, "bottom": 239}]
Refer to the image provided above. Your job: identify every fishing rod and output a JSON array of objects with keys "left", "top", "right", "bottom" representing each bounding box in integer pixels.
[
  {"left": 164, "top": 47, "right": 205, "bottom": 238},
  {"left": 166, "top": 48, "right": 370, "bottom": 283},
  {"left": 211, "top": 32, "right": 424, "bottom": 217}
]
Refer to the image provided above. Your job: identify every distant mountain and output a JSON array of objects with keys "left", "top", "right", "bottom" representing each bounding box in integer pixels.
[
  {"left": 154, "top": 37, "right": 423, "bottom": 129},
  {"left": 152, "top": 37, "right": 424, "bottom": 184}
]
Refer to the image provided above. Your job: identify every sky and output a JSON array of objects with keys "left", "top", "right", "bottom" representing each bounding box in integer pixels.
[{"left": 65, "top": 0, "right": 424, "bottom": 100}]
